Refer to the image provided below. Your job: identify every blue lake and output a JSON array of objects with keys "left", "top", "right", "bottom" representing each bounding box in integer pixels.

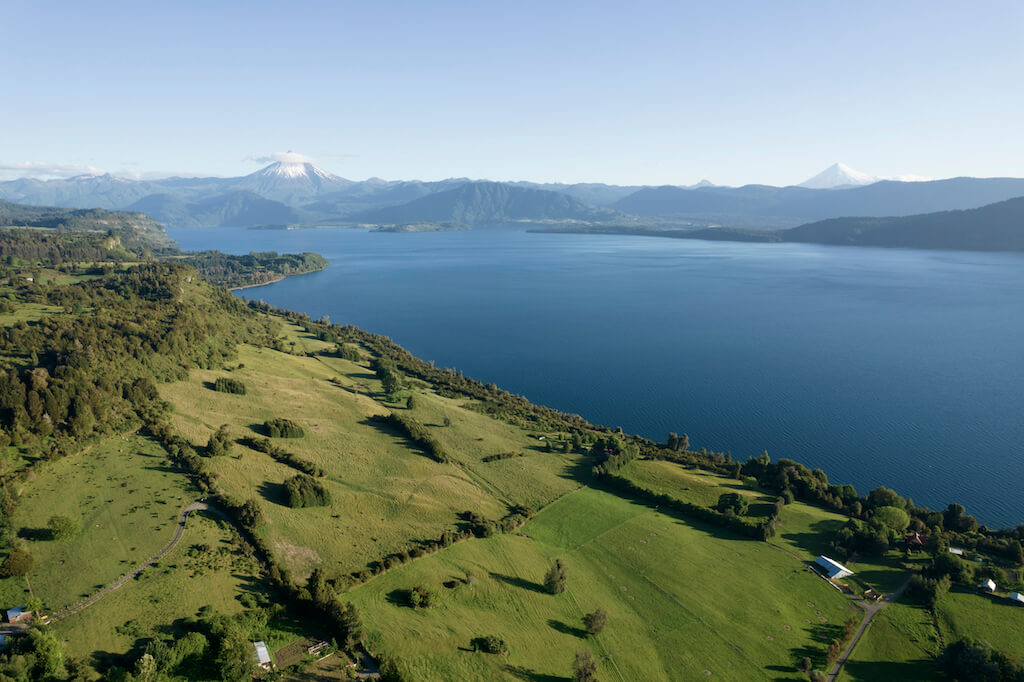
[{"left": 169, "top": 226, "right": 1024, "bottom": 528}]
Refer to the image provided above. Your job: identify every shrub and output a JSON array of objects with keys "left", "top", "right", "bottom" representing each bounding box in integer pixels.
[
  {"left": 475, "top": 635, "right": 508, "bottom": 655},
  {"left": 408, "top": 585, "right": 434, "bottom": 609},
  {"left": 48, "top": 515, "right": 80, "bottom": 541},
  {"left": 207, "top": 424, "right": 233, "bottom": 456},
  {"left": 573, "top": 649, "right": 598, "bottom": 682},
  {"left": 284, "top": 474, "right": 331, "bottom": 508},
  {"left": 264, "top": 418, "right": 304, "bottom": 438},
  {"left": 544, "top": 559, "right": 568, "bottom": 594},
  {"left": 583, "top": 608, "right": 608, "bottom": 635},
  {"left": 213, "top": 377, "right": 247, "bottom": 395}
]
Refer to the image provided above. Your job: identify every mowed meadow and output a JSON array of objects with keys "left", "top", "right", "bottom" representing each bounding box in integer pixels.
[{"left": 345, "top": 487, "right": 856, "bottom": 681}]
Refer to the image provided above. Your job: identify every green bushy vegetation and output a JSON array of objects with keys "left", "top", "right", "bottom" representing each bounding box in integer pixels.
[
  {"left": 284, "top": 474, "right": 332, "bottom": 508},
  {"left": 264, "top": 417, "right": 305, "bottom": 438},
  {"left": 177, "top": 250, "right": 328, "bottom": 289},
  {"left": 213, "top": 377, "right": 247, "bottom": 395}
]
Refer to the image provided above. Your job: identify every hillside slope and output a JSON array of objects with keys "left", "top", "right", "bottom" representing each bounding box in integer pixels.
[
  {"left": 348, "top": 181, "right": 623, "bottom": 226},
  {"left": 781, "top": 195, "right": 1024, "bottom": 251}
]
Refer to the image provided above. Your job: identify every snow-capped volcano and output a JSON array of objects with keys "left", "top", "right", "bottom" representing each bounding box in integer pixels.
[
  {"left": 233, "top": 159, "right": 351, "bottom": 203},
  {"left": 799, "top": 163, "right": 878, "bottom": 189}
]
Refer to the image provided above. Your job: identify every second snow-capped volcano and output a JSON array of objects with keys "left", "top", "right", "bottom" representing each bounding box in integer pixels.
[{"left": 799, "top": 163, "right": 878, "bottom": 189}]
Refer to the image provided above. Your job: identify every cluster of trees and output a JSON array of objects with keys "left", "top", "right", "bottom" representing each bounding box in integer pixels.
[
  {"left": 242, "top": 436, "right": 324, "bottom": 477},
  {"left": 372, "top": 356, "right": 405, "bottom": 396},
  {"left": 370, "top": 412, "right": 449, "bottom": 463},
  {"left": 939, "top": 638, "right": 1024, "bottom": 681},
  {"left": 213, "top": 377, "right": 247, "bottom": 395},
  {"left": 263, "top": 417, "right": 304, "bottom": 438},
  {"left": 0, "top": 229, "right": 136, "bottom": 265},
  {"left": 283, "top": 474, "right": 331, "bottom": 508},
  {"left": 206, "top": 424, "right": 233, "bottom": 457},
  {"left": 178, "top": 250, "right": 328, "bottom": 289}
]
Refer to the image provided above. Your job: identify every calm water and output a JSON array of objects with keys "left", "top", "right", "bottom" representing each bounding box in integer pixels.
[{"left": 170, "top": 227, "right": 1024, "bottom": 528}]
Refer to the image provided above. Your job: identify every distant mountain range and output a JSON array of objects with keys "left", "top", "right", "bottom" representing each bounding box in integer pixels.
[
  {"left": 348, "top": 181, "right": 623, "bottom": 226},
  {"left": 545, "top": 196, "right": 1024, "bottom": 252},
  {"left": 611, "top": 177, "right": 1024, "bottom": 229},
  {"left": 1, "top": 161, "right": 1023, "bottom": 232}
]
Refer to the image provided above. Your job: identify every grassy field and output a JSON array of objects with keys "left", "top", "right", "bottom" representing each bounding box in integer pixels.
[
  {"left": 346, "top": 487, "right": 858, "bottom": 681},
  {"left": 0, "top": 434, "right": 197, "bottom": 613},
  {"left": 837, "top": 598, "right": 939, "bottom": 682},
  {"left": 620, "top": 458, "right": 910, "bottom": 595},
  {"left": 935, "top": 588, "right": 1024, "bottom": 663},
  {"left": 54, "top": 511, "right": 266, "bottom": 675},
  {"left": 623, "top": 460, "right": 776, "bottom": 515},
  {"left": 159, "top": 339, "right": 581, "bottom": 580}
]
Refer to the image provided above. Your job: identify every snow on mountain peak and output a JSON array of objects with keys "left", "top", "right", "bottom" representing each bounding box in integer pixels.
[{"left": 799, "top": 162, "right": 879, "bottom": 189}]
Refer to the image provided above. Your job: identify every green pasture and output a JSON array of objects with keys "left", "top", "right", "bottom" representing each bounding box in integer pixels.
[
  {"left": 935, "top": 588, "right": 1024, "bottom": 664},
  {"left": 0, "top": 434, "right": 196, "bottom": 613},
  {"left": 160, "top": 342, "right": 580, "bottom": 580},
  {"left": 837, "top": 598, "right": 939, "bottom": 682},
  {"left": 346, "top": 487, "right": 857, "bottom": 681}
]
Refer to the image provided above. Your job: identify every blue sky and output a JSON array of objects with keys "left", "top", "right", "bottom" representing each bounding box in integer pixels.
[{"left": 3, "top": 1, "right": 1022, "bottom": 185}]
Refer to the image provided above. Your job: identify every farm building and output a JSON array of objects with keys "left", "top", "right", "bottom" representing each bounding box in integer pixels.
[
  {"left": 814, "top": 556, "right": 853, "bottom": 580},
  {"left": 253, "top": 641, "right": 272, "bottom": 670},
  {"left": 2, "top": 606, "right": 32, "bottom": 624},
  {"left": 905, "top": 532, "right": 925, "bottom": 549},
  {"left": 948, "top": 547, "right": 965, "bottom": 556},
  {"left": 980, "top": 579, "right": 996, "bottom": 592},
  {"left": 1010, "top": 593, "right": 1024, "bottom": 605}
]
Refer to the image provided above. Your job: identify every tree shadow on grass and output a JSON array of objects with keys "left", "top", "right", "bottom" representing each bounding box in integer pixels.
[
  {"left": 489, "top": 572, "right": 546, "bottom": 594},
  {"left": 17, "top": 527, "right": 52, "bottom": 541},
  {"left": 547, "top": 619, "right": 587, "bottom": 638},
  {"left": 257, "top": 481, "right": 288, "bottom": 506},
  {"left": 841, "top": 659, "right": 938, "bottom": 682},
  {"left": 505, "top": 665, "right": 571, "bottom": 682},
  {"left": 385, "top": 589, "right": 413, "bottom": 608}
]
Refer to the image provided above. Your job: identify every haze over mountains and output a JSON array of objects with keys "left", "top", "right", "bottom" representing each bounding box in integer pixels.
[{"left": 2, "top": 160, "right": 1023, "bottom": 234}]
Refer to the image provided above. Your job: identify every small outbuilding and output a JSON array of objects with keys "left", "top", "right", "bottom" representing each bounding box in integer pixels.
[
  {"left": 814, "top": 555, "right": 854, "bottom": 580},
  {"left": 2, "top": 607, "right": 32, "bottom": 624},
  {"left": 253, "top": 641, "right": 272, "bottom": 670},
  {"left": 1010, "top": 593, "right": 1024, "bottom": 605},
  {"left": 980, "top": 579, "right": 996, "bottom": 592},
  {"left": 948, "top": 547, "right": 965, "bottom": 556}
]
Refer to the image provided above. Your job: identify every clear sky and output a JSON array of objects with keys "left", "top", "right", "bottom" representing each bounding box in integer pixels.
[{"left": 3, "top": 1, "right": 1022, "bottom": 186}]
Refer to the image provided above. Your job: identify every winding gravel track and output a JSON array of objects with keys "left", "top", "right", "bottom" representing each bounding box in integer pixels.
[{"left": 45, "top": 500, "right": 230, "bottom": 623}]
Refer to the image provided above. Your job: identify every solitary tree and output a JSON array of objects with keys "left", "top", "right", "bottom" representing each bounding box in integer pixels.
[
  {"left": 583, "top": 608, "right": 608, "bottom": 635},
  {"left": 572, "top": 649, "right": 599, "bottom": 682},
  {"left": 544, "top": 558, "right": 569, "bottom": 594},
  {"left": 47, "top": 515, "right": 80, "bottom": 541}
]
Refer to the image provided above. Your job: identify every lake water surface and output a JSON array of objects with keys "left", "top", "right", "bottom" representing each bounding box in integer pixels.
[{"left": 169, "top": 227, "right": 1024, "bottom": 528}]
